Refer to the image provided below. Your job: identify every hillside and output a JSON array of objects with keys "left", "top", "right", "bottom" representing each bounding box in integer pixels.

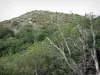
[{"left": 0, "top": 10, "right": 100, "bottom": 75}]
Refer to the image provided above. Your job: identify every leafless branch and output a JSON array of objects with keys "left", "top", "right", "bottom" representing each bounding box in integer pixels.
[
  {"left": 89, "top": 13, "right": 100, "bottom": 75},
  {"left": 46, "top": 36, "right": 77, "bottom": 73}
]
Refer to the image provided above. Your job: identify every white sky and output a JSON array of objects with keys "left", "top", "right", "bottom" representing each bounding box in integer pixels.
[{"left": 0, "top": 0, "right": 100, "bottom": 21}]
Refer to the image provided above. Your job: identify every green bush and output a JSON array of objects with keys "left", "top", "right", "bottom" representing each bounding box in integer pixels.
[{"left": 0, "top": 27, "right": 14, "bottom": 39}]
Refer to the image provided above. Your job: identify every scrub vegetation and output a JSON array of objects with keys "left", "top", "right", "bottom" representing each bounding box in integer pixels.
[{"left": 0, "top": 10, "right": 100, "bottom": 75}]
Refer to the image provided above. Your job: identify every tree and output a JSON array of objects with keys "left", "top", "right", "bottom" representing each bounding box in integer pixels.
[{"left": 46, "top": 12, "right": 100, "bottom": 75}]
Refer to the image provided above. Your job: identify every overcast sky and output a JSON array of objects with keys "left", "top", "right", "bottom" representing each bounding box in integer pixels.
[{"left": 0, "top": 0, "right": 100, "bottom": 21}]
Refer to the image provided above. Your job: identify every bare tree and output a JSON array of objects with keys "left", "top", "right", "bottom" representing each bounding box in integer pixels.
[
  {"left": 47, "top": 12, "right": 100, "bottom": 75},
  {"left": 89, "top": 12, "right": 100, "bottom": 75}
]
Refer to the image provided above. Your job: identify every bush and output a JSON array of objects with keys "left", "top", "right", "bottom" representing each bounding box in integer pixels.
[{"left": 0, "top": 27, "right": 14, "bottom": 39}]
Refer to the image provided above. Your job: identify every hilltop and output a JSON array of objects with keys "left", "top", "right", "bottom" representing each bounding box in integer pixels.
[{"left": 0, "top": 10, "right": 83, "bottom": 28}]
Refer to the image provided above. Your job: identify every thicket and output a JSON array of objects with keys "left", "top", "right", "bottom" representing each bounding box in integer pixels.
[{"left": 0, "top": 12, "right": 100, "bottom": 75}]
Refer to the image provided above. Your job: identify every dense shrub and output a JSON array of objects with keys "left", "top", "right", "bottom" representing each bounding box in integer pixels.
[{"left": 0, "top": 27, "right": 14, "bottom": 39}]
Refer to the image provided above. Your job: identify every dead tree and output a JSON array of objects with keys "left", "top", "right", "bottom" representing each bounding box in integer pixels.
[{"left": 47, "top": 12, "right": 100, "bottom": 75}]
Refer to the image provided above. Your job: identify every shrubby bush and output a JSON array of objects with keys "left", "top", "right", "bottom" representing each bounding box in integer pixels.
[
  {"left": 0, "top": 41, "right": 62, "bottom": 75},
  {"left": 0, "top": 27, "right": 14, "bottom": 39},
  {"left": 0, "top": 25, "right": 47, "bottom": 56}
]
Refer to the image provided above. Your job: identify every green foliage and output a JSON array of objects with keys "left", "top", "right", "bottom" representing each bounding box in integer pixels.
[
  {"left": 0, "top": 27, "right": 14, "bottom": 39},
  {"left": 0, "top": 11, "right": 100, "bottom": 75},
  {"left": 16, "top": 25, "right": 46, "bottom": 43},
  {"left": 0, "top": 41, "right": 62, "bottom": 75},
  {"left": 0, "top": 37, "right": 28, "bottom": 56},
  {"left": 0, "top": 25, "right": 47, "bottom": 56}
]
